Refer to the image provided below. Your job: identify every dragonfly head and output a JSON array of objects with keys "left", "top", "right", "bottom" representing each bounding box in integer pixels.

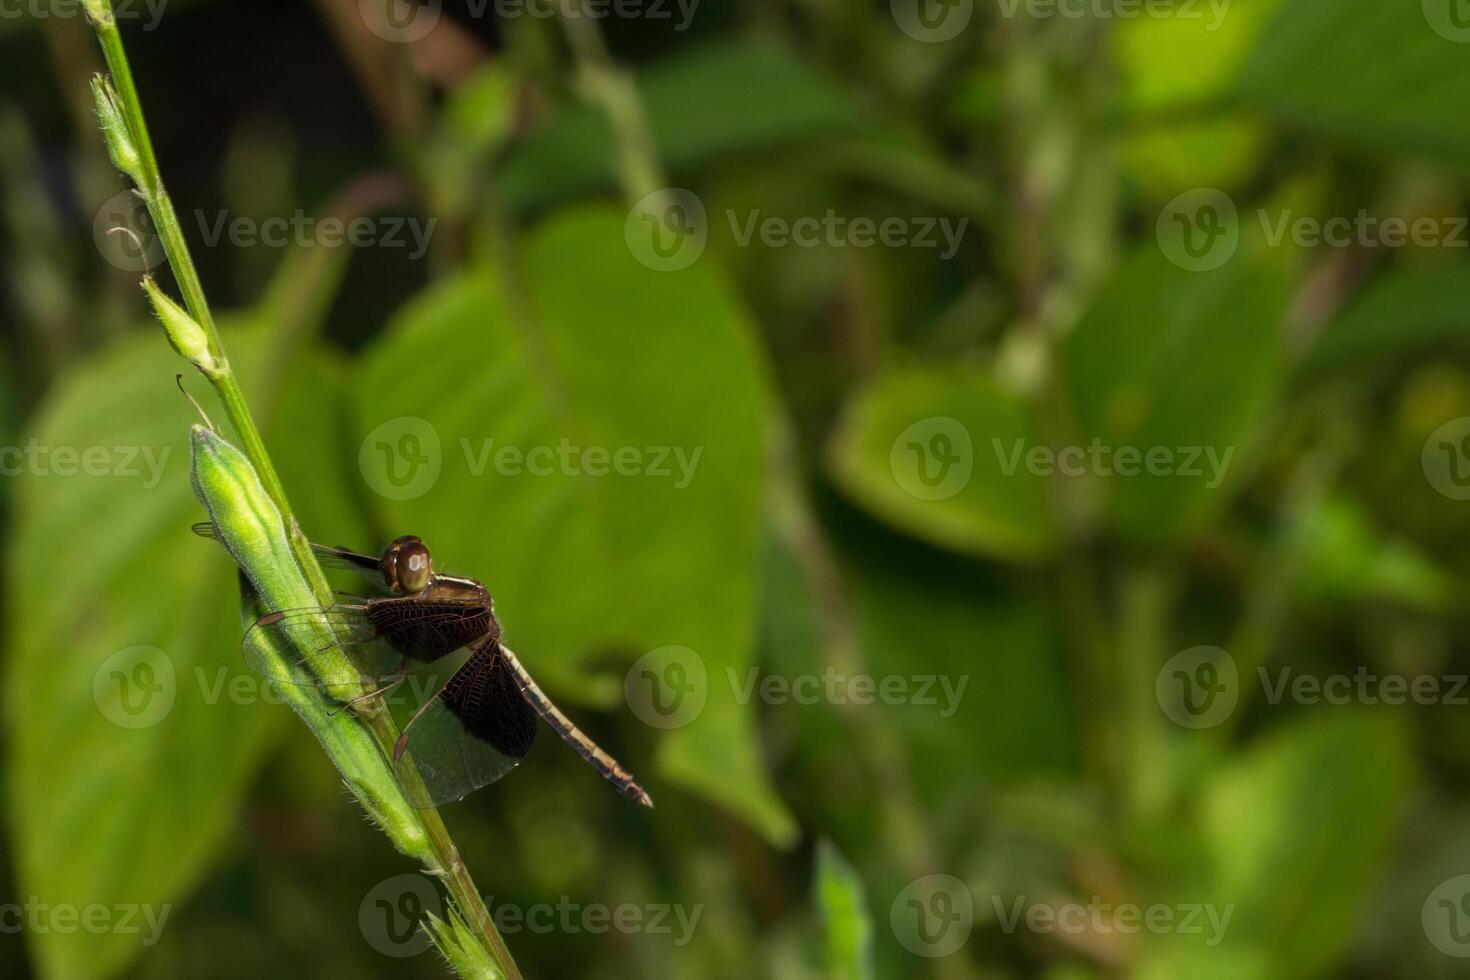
[{"left": 382, "top": 535, "right": 433, "bottom": 594}]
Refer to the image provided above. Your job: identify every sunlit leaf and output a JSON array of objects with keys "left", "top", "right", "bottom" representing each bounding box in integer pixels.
[
  {"left": 1299, "top": 262, "right": 1470, "bottom": 379},
  {"left": 815, "top": 841, "right": 874, "bottom": 980},
  {"left": 500, "top": 43, "right": 865, "bottom": 211},
  {"left": 351, "top": 206, "right": 795, "bottom": 845},
  {"left": 827, "top": 367, "right": 1054, "bottom": 561},
  {"left": 1, "top": 326, "right": 362, "bottom": 980},
  {"left": 1200, "top": 712, "right": 1413, "bottom": 977},
  {"left": 1058, "top": 246, "right": 1290, "bottom": 544},
  {"left": 1237, "top": 0, "right": 1470, "bottom": 166}
]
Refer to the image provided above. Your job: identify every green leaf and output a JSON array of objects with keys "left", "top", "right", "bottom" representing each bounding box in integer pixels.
[
  {"left": 1236, "top": 0, "right": 1470, "bottom": 167},
  {"left": 1200, "top": 712, "right": 1413, "bottom": 977},
  {"left": 846, "top": 554, "right": 1077, "bottom": 797},
  {"left": 352, "top": 205, "right": 795, "bottom": 845},
  {"left": 1114, "top": 0, "right": 1283, "bottom": 195},
  {"left": 500, "top": 43, "right": 865, "bottom": 211},
  {"left": 1, "top": 327, "right": 362, "bottom": 980},
  {"left": 815, "top": 841, "right": 874, "bottom": 980},
  {"left": 1295, "top": 495, "right": 1456, "bottom": 612},
  {"left": 827, "top": 367, "right": 1055, "bottom": 561},
  {"left": 1298, "top": 262, "right": 1470, "bottom": 379},
  {"left": 1058, "top": 247, "right": 1290, "bottom": 544}
]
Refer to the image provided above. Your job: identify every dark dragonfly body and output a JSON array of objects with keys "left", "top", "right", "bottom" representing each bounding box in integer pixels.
[{"left": 201, "top": 526, "right": 652, "bottom": 808}]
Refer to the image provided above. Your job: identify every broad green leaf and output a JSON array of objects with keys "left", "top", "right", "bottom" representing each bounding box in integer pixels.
[
  {"left": 1200, "top": 712, "right": 1413, "bottom": 977},
  {"left": 827, "top": 367, "right": 1055, "bottom": 561},
  {"left": 499, "top": 43, "right": 865, "bottom": 211},
  {"left": 1114, "top": 0, "right": 1283, "bottom": 195},
  {"left": 352, "top": 206, "right": 795, "bottom": 845},
  {"left": 1, "top": 326, "right": 362, "bottom": 980},
  {"left": 1236, "top": 0, "right": 1470, "bottom": 167},
  {"left": 815, "top": 841, "right": 874, "bottom": 980},
  {"left": 1295, "top": 495, "right": 1455, "bottom": 612},
  {"left": 1058, "top": 247, "right": 1290, "bottom": 544},
  {"left": 1299, "top": 262, "right": 1470, "bottom": 378},
  {"left": 846, "top": 551, "right": 1077, "bottom": 797}
]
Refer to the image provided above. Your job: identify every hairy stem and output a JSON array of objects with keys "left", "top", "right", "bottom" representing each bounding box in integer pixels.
[{"left": 83, "top": 3, "right": 518, "bottom": 976}]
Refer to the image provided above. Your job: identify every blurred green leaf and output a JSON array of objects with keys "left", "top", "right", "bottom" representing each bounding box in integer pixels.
[
  {"left": 1295, "top": 495, "right": 1456, "bottom": 612},
  {"left": 500, "top": 43, "right": 865, "bottom": 211},
  {"left": 815, "top": 841, "right": 873, "bottom": 980},
  {"left": 1200, "top": 711, "right": 1413, "bottom": 977},
  {"left": 846, "top": 552, "right": 1077, "bottom": 797},
  {"left": 1059, "top": 247, "right": 1290, "bottom": 544},
  {"left": 1299, "top": 262, "right": 1470, "bottom": 378},
  {"left": 1114, "top": 0, "right": 1283, "bottom": 195},
  {"left": 1236, "top": 0, "right": 1470, "bottom": 167},
  {"left": 1, "top": 325, "right": 362, "bottom": 980},
  {"left": 827, "top": 367, "right": 1055, "bottom": 561},
  {"left": 352, "top": 205, "right": 795, "bottom": 845}
]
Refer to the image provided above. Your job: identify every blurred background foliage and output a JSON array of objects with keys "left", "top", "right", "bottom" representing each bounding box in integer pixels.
[{"left": 1, "top": 0, "right": 1469, "bottom": 978}]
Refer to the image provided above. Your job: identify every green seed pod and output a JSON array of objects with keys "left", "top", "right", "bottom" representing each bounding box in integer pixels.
[
  {"left": 90, "top": 74, "right": 140, "bottom": 181},
  {"left": 190, "top": 426, "right": 432, "bottom": 862},
  {"left": 142, "top": 278, "right": 218, "bottom": 375}
]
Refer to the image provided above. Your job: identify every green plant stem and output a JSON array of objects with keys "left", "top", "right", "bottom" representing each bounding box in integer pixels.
[{"left": 84, "top": 4, "right": 519, "bottom": 976}]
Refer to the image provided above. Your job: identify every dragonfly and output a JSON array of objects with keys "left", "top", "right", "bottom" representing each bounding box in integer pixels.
[{"left": 196, "top": 524, "right": 653, "bottom": 809}]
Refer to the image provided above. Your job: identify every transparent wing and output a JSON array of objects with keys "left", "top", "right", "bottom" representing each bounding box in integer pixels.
[{"left": 396, "top": 641, "right": 536, "bottom": 808}]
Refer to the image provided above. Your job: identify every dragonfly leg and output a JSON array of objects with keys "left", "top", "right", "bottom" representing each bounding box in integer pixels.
[
  {"left": 333, "top": 666, "right": 409, "bottom": 715},
  {"left": 393, "top": 691, "right": 442, "bottom": 761}
]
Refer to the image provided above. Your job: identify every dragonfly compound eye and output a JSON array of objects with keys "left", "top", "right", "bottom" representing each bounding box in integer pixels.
[{"left": 395, "top": 541, "right": 433, "bottom": 593}]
